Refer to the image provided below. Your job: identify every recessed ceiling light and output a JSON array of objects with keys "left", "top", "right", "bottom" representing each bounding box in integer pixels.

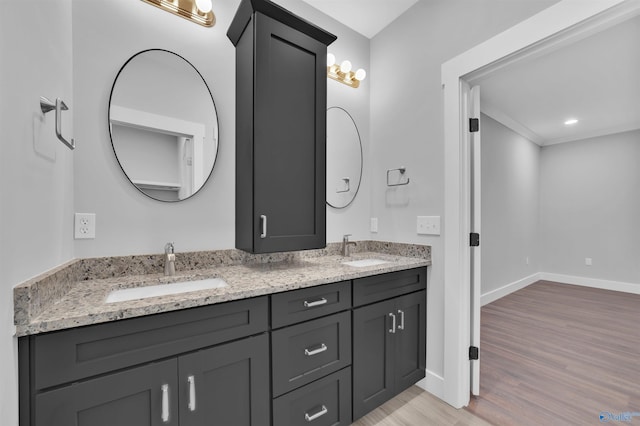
[{"left": 564, "top": 118, "right": 579, "bottom": 125}]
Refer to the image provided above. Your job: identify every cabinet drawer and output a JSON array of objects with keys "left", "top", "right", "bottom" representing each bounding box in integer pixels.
[
  {"left": 32, "top": 296, "right": 268, "bottom": 390},
  {"left": 272, "top": 311, "right": 351, "bottom": 397},
  {"left": 271, "top": 281, "right": 351, "bottom": 328},
  {"left": 353, "top": 268, "right": 426, "bottom": 307},
  {"left": 273, "top": 367, "right": 351, "bottom": 426}
]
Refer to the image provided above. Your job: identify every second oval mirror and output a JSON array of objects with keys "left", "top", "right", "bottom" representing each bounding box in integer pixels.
[
  {"left": 109, "top": 49, "right": 219, "bottom": 202},
  {"left": 326, "top": 107, "right": 363, "bottom": 209}
]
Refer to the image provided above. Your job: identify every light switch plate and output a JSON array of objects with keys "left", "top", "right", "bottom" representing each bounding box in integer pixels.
[
  {"left": 370, "top": 218, "right": 378, "bottom": 233},
  {"left": 417, "top": 216, "right": 440, "bottom": 235},
  {"left": 75, "top": 213, "right": 96, "bottom": 239}
]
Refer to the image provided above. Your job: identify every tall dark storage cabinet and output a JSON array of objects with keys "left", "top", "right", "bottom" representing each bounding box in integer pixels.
[{"left": 228, "top": 0, "right": 336, "bottom": 254}]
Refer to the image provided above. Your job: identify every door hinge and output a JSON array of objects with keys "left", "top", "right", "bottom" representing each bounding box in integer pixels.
[
  {"left": 470, "top": 233, "right": 480, "bottom": 247},
  {"left": 469, "top": 346, "right": 479, "bottom": 360},
  {"left": 469, "top": 118, "right": 479, "bottom": 132}
]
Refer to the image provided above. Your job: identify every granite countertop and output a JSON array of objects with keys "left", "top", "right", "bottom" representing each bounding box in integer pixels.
[{"left": 14, "top": 241, "right": 430, "bottom": 336}]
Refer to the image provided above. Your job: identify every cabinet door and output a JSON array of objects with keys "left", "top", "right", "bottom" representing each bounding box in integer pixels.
[
  {"left": 394, "top": 291, "right": 426, "bottom": 393},
  {"left": 252, "top": 13, "right": 327, "bottom": 253},
  {"left": 35, "top": 359, "right": 178, "bottom": 426},
  {"left": 352, "top": 298, "right": 396, "bottom": 420},
  {"left": 179, "top": 334, "right": 270, "bottom": 426}
]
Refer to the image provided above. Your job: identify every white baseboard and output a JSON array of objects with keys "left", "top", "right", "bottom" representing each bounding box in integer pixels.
[
  {"left": 539, "top": 272, "right": 640, "bottom": 295},
  {"left": 416, "top": 369, "right": 445, "bottom": 400},
  {"left": 481, "top": 273, "right": 541, "bottom": 306}
]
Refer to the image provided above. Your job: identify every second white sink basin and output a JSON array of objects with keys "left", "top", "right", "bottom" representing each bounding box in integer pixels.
[
  {"left": 105, "top": 278, "right": 228, "bottom": 303},
  {"left": 342, "top": 259, "right": 389, "bottom": 268}
]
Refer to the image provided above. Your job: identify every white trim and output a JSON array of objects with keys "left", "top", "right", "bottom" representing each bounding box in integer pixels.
[
  {"left": 441, "top": 0, "right": 635, "bottom": 410},
  {"left": 543, "top": 120, "right": 640, "bottom": 146},
  {"left": 481, "top": 102, "right": 544, "bottom": 146},
  {"left": 481, "top": 273, "right": 541, "bottom": 306},
  {"left": 416, "top": 370, "right": 445, "bottom": 400},
  {"left": 539, "top": 272, "right": 640, "bottom": 295}
]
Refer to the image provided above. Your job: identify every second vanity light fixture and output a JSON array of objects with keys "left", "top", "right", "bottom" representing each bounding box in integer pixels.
[
  {"left": 327, "top": 53, "right": 366, "bottom": 89},
  {"left": 141, "top": 0, "right": 215, "bottom": 27}
]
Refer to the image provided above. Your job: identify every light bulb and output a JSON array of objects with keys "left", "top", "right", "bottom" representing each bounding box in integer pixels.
[
  {"left": 564, "top": 118, "right": 578, "bottom": 125},
  {"left": 327, "top": 53, "right": 336, "bottom": 67},
  {"left": 195, "top": 0, "right": 212, "bottom": 13},
  {"left": 355, "top": 69, "right": 367, "bottom": 81},
  {"left": 340, "top": 60, "right": 352, "bottom": 73}
]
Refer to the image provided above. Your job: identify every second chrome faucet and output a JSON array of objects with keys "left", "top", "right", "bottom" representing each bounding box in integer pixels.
[
  {"left": 164, "top": 242, "right": 176, "bottom": 276},
  {"left": 342, "top": 234, "right": 357, "bottom": 257}
]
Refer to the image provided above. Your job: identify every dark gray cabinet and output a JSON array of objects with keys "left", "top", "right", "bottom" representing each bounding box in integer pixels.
[
  {"left": 228, "top": 0, "right": 336, "bottom": 254},
  {"left": 352, "top": 291, "right": 426, "bottom": 420},
  {"left": 34, "top": 335, "right": 270, "bottom": 426}
]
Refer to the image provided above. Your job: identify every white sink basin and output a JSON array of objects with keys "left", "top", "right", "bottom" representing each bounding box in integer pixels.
[
  {"left": 342, "top": 259, "right": 389, "bottom": 268},
  {"left": 105, "top": 278, "right": 228, "bottom": 303}
]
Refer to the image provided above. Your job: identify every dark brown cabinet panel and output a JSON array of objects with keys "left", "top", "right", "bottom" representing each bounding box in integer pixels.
[
  {"left": 228, "top": 0, "right": 336, "bottom": 254},
  {"left": 352, "top": 290, "right": 426, "bottom": 421}
]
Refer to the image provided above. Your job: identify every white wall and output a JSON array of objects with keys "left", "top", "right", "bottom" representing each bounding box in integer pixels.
[
  {"left": 540, "top": 130, "right": 640, "bottom": 284},
  {"left": 481, "top": 114, "right": 540, "bottom": 294},
  {"left": 0, "top": 0, "right": 74, "bottom": 422},
  {"left": 72, "top": 0, "right": 371, "bottom": 259},
  {"left": 369, "top": 0, "right": 559, "bottom": 390}
]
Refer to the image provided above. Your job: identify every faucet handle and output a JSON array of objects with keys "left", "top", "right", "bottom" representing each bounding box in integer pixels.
[{"left": 164, "top": 242, "right": 175, "bottom": 254}]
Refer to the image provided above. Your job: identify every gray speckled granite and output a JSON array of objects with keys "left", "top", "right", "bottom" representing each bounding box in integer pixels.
[{"left": 14, "top": 241, "right": 430, "bottom": 336}]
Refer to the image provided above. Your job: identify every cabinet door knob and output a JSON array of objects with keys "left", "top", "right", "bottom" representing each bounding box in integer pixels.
[
  {"left": 388, "top": 312, "right": 396, "bottom": 334},
  {"left": 303, "top": 297, "right": 328, "bottom": 308},
  {"left": 161, "top": 384, "right": 170, "bottom": 423},
  {"left": 305, "top": 404, "right": 328, "bottom": 422},
  {"left": 304, "top": 343, "right": 328, "bottom": 357},
  {"left": 187, "top": 375, "right": 196, "bottom": 412},
  {"left": 398, "top": 309, "right": 405, "bottom": 331},
  {"left": 260, "top": 215, "right": 267, "bottom": 238}
]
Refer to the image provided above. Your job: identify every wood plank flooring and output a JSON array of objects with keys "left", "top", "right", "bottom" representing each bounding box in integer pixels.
[
  {"left": 353, "top": 281, "right": 640, "bottom": 425},
  {"left": 466, "top": 281, "right": 640, "bottom": 425}
]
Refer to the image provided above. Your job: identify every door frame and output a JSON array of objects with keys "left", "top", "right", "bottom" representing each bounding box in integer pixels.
[{"left": 440, "top": 0, "right": 640, "bottom": 409}]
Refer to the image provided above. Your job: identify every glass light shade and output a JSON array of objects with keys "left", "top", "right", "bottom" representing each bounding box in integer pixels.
[
  {"left": 354, "top": 69, "right": 367, "bottom": 81},
  {"left": 195, "top": 0, "right": 212, "bottom": 13},
  {"left": 340, "top": 60, "right": 352, "bottom": 73},
  {"left": 327, "top": 53, "right": 336, "bottom": 67}
]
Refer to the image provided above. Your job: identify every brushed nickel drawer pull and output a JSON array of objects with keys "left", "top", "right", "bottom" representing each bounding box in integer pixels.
[
  {"left": 305, "top": 405, "right": 328, "bottom": 422},
  {"left": 389, "top": 312, "right": 396, "bottom": 334},
  {"left": 260, "top": 215, "right": 267, "bottom": 238},
  {"left": 304, "top": 343, "right": 328, "bottom": 356},
  {"left": 304, "top": 297, "right": 327, "bottom": 308},
  {"left": 187, "top": 375, "right": 196, "bottom": 412}
]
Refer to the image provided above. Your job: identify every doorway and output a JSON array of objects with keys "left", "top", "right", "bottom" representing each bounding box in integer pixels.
[{"left": 441, "top": 0, "right": 640, "bottom": 409}]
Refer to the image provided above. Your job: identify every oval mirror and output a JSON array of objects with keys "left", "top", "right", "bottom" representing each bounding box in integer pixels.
[
  {"left": 326, "top": 107, "right": 363, "bottom": 209},
  {"left": 109, "top": 49, "right": 219, "bottom": 202}
]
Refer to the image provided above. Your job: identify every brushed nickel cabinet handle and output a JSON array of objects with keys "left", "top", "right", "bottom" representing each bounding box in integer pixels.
[
  {"left": 304, "top": 343, "right": 328, "bottom": 356},
  {"left": 187, "top": 375, "right": 196, "bottom": 412},
  {"left": 260, "top": 215, "right": 267, "bottom": 238},
  {"left": 389, "top": 312, "right": 396, "bottom": 334},
  {"left": 161, "top": 384, "right": 170, "bottom": 423},
  {"left": 398, "top": 309, "right": 405, "bottom": 331},
  {"left": 304, "top": 297, "right": 327, "bottom": 308},
  {"left": 305, "top": 405, "right": 328, "bottom": 422}
]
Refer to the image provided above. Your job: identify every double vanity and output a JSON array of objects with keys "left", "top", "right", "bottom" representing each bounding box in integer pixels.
[{"left": 15, "top": 242, "right": 430, "bottom": 426}]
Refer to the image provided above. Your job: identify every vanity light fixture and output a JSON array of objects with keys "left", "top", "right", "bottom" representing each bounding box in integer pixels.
[
  {"left": 141, "top": 0, "right": 215, "bottom": 27},
  {"left": 327, "top": 53, "right": 366, "bottom": 89}
]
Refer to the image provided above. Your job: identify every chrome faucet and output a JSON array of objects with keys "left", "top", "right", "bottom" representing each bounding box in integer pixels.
[
  {"left": 164, "top": 242, "right": 176, "bottom": 276},
  {"left": 342, "top": 234, "right": 357, "bottom": 257}
]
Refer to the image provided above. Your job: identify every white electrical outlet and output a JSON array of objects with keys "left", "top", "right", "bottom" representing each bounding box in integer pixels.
[
  {"left": 417, "top": 216, "right": 441, "bottom": 235},
  {"left": 585, "top": 257, "right": 592, "bottom": 266},
  {"left": 370, "top": 218, "right": 378, "bottom": 233},
  {"left": 526, "top": 257, "right": 529, "bottom": 265},
  {"left": 75, "top": 213, "right": 96, "bottom": 239}
]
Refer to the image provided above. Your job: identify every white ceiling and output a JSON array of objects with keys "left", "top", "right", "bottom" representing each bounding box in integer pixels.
[
  {"left": 300, "top": 0, "right": 419, "bottom": 39},
  {"left": 477, "top": 14, "right": 640, "bottom": 146}
]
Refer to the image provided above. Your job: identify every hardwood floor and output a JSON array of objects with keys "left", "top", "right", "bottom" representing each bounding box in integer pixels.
[
  {"left": 466, "top": 281, "right": 640, "bottom": 425},
  {"left": 353, "top": 281, "right": 640, "bottom": 425}
]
